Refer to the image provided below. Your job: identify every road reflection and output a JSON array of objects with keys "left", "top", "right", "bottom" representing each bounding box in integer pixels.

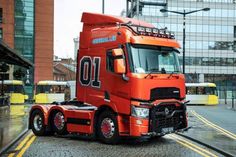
[{"left": 0, "top": 104, "right": 31, "bottom": 150}]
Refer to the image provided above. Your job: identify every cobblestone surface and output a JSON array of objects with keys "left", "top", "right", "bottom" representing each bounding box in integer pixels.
[
  {"left": 5, "top": 105, "right": 234, "bottom": 157},
  {"left": 22, "top": 135, "right": 200, "bottom": 157}
]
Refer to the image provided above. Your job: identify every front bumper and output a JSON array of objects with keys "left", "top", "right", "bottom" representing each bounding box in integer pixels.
[{"left": 129, "top": 101, "right": 188, "bottom": 137}]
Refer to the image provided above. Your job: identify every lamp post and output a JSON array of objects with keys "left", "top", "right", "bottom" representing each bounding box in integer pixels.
[
  {"left": 102, "top": 0, "right": 105, "bottom": 14},
  {"left": 160, "top": 8, "right": 210, "bottom": 74}
]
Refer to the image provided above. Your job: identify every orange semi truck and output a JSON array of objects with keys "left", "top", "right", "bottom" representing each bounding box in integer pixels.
[{"left": 29, "top": 12, "right": 188, "bottom": 144}]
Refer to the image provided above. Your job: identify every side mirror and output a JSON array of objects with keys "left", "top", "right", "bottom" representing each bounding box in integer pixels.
[
  {"left": 114, "top": 59, "right": 125, "bottom": 74},
  {"left": 112, "top": 48, "right": 123, "bottom": 57},
  {"left": 112, "top": 48, "right": 126, "bottom": 74}
]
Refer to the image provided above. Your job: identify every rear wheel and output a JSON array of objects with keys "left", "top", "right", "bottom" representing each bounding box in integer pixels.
[
  {"left": 97, "top": 111, "right": 120, "bottom": 144},
  {"left": 52, "top": 111, "right": 68, "bottom": 135},
  {"left": 31, "top": 110, "right": 47, "bottom": 136}
]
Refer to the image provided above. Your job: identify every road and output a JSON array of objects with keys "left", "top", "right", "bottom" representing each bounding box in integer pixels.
[
  {"left": 2, "top": 104, "right": 236, "bottom": 157},
  {"left": 4, "top": 132, "right": 222, "bottom": 157}
]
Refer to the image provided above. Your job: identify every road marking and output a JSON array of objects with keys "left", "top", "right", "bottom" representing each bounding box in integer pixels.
[
  {"left": 16, "top": 135, "right": 36, "bottom": 157},
  {"left": 7, "top": 132, "right": 36, "bottom": 157},
  {"left": 8, "top": 153, "right": 15, "bottom": 157},
  {"left": 15, "top": 132, "right": 33, "bottom": 150},
  {"left": 169, "top": 134, "right": 218, "bottom": 157},
  {"left": 191, "top": 110, "right": 236, "bottom": 140}
]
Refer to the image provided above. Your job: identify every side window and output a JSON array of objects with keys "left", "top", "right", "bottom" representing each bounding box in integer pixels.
[
  {"left": 0, "top": 28, "right": 2, "bottom": 40},
  {"left": 0, "top": 8, "right": 2, "bottom": 23},
  {"left": 187, "top": 87, "right": 196, "bottom": 94},
  {"left": 106, "top": 51, "right": 114, "bottom": 72}
]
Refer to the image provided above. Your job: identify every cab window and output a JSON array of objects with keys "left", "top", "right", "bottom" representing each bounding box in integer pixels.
[{"left": 106, "top": 51, "right": 114, "bottom": 72}]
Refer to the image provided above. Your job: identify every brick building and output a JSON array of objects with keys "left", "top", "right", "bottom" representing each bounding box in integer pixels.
[
  {"left": 53, "top": 57, "right": 76, "bottom": 81},
  {"left": 0, "top": 0, "right": 54, "bottom": 97}
]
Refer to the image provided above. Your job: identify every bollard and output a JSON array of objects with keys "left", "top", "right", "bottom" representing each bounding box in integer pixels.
[{"left": 232, "top": 96, "right": 235, "bottom": 110}]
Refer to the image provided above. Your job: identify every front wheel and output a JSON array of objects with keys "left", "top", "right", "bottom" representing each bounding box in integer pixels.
[{"left": 97, "top": 111, "right": 120, "bottom": 144}]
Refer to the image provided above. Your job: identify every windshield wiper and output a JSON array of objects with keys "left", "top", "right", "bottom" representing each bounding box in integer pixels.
[
  {"left": 144, "top": 68, "right": 161, "bottom": 79},
  {"left": 144, "top": 68, "right": 168, "bottom": 79},
  {"left": 167, "top": 71, "right": 179, "bottom": 79}
]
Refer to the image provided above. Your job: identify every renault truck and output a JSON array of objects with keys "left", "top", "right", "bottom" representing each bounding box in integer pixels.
[{"left": 29, "top": 12, "right": 188, "bottom": 144}]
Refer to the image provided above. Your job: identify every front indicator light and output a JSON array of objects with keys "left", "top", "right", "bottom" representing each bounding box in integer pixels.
[{"left": 136, "top": 119, "right": 143, "bottom": 125}]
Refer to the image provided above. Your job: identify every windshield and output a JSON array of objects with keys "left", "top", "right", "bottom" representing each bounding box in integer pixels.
[
  {"left": 129, "top": 44, "right": 181, "bottom": 74},
  {"left": 186, "top": 86, "right": 218, "bottom": 96},
  {"left": 0, "top": 85, "right": 24, "bottom": 93},
  {"left": 205, "top": 87, "right": 218, "bottom": 96},
  {"left": 36, "top": 85, "right": 67, "bottom": 94}
]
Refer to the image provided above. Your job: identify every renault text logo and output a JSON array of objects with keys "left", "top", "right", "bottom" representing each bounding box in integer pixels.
[{"left": 165, "top": 108, "right": 170, "bottom": 115}]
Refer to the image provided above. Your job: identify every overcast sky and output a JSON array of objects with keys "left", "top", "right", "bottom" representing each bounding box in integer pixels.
[{"left": 54, "top": 0, "right": 126, "bottom": 59}]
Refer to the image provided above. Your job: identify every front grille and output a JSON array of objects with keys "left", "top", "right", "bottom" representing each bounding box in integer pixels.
[
  {"left": 150, "top": 87, "right": 180, "bottom": 100},
  {"left": 149, "top": 103, "right": 187, "bottom": 133}
]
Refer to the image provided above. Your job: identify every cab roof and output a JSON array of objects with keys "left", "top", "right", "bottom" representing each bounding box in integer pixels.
[
  {"left": 81, "top": 12, "right": 154, "bottom": 28},
  {"left": 186, "top": 83, "right": 216, "bottom": 87},
  {"left": 37, "top": 81, "right": 68, "bottom": 86},
  {"left": 0, "top": 80, "right": 23, "bottom": 85}
]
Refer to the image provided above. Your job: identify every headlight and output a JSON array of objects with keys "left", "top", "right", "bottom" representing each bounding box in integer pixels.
[{"left": 131, "top": 106, "right": 149, "bottom": 118}]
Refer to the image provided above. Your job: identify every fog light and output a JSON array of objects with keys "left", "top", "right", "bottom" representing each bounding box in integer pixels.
[{"left": 136, "top": 119, "right": 142, "bottom": 125}]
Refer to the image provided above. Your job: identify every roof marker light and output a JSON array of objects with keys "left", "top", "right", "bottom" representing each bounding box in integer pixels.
[
  {"left": 159, "top": 29, "right": 165, "bottom": 35},
  {"left": 146, "top": 28, "right": 152, "bottom": 33},
  {"left": 152, "top": 28, "right": 158, "bottom": 34},
  {"left": 138, "top": 27, "right": 145, "bottom": 32}
]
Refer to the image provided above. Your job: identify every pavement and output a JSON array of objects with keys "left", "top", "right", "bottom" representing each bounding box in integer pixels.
[
  {"left": 0, "top": 104, "right": 31, "bottom": 152},
  {"left": 183, "top": 104, "right": 236, "bottom": 155}
]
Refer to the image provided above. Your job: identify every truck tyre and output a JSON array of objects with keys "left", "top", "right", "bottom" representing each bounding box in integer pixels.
[
  {"left": 31, "top": 110, "right": 47, "bottom": 136},
  {"left": 52, "top": 111, "right": 68, "bottom": 135},
  {"left": 97, "top": 111, "right": 120, "bottom": 144}
]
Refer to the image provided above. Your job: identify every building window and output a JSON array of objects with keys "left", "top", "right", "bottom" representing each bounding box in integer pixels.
[
  {"left": 0, "top": 8, "right": 2, "bottom": 23},
  {"left": 0, "top": 28, "right": 2, "bottom": 40},
  {"left": 234, "top": 41, "right": 236, "bottom": 52},
  {"left": 234, "top": 26, "right": 236, "bottom": 38}
]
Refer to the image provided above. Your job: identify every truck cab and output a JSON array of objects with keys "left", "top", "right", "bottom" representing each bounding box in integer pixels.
[{"left": 77, "top": 13, "right": 187, "bottom": 141}]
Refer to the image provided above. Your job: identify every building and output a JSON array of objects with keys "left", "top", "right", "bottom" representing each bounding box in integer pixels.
[
  {"left": 53, "top": 57, "right": 76, "bottom": 81},
  {"left": 0, "top": 0, "right": 54, "bottom": 98},
  {"left": 126, "top": 0, "right": 236, "bottom": 99}
]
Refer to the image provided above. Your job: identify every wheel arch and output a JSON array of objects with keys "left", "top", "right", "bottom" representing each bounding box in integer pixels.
[
  {"left": 93, "top": 105, "right": 117, "bottom": 137},
  {"left": 29, "top": 106, "right": 48, "bottom": 129},
  {"left": 47, "top": 108, "right": 66, "bottom": 131}
]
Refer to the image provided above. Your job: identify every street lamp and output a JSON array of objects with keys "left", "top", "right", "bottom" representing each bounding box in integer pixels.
[
  {"left": 160, "top": 8, "right": 210, "bottom": 74},
  {"left": 102, "top": 0, "right": 105, "bottom": 14}
]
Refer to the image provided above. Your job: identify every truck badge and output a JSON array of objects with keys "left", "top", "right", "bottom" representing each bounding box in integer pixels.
[{"left": 165, "top": 108, "right": 170, "bottom": 115}]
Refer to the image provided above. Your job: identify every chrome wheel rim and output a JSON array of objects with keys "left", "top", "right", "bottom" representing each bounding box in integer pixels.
[
  {"left": 101, "top": 118, "right": 115, "bottom": 138},
  {"left": 54, "top": 112, "right": 65, "bottom": 130},
  {"left": 33, "top": 114, "right": 43, "bottom": 131}
]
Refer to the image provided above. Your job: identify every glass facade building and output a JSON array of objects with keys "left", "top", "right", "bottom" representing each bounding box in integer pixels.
[
  {"left": 0, "top": 0, "right": 53, "bottom": 100},
  {"left": 14, "top": 0, "right": 34, "bottom": 97},
  {"left": 127, "top": 0, "right": 236, "bottom": 99}
]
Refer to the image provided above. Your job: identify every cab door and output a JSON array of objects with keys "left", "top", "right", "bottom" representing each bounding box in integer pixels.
[{"left": 104, "top": 47, "right": 131, "bottom": 114}]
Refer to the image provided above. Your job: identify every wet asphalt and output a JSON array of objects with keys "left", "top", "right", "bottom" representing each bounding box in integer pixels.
[
  {"left": 186, "top": 104, "right": 236, "bottom": 155},
  {"left": 0, "top": 103, "right": 235, "bottom": 157},
  {"left": 0, "top": 104, "right": 30, "bottom": 151}
]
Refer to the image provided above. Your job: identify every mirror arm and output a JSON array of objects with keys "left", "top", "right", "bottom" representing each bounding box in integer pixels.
[{"left": 122, "top": 74, "right": 129, "bottom": 82}]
